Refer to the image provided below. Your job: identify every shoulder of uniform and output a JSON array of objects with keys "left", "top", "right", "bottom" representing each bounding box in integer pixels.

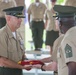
[
  {"left": 61, "top": 34, "right": 70, "bottom": 47},
  {"left": 0, "top": 27, "right": 6, "bottom": 39},
  {"left": 0, "top": 27, "right": 4, "bottom": 34},
  {"left": 31, "top": 3, "right": 35, "bottom": 5},
  {"left": 61, "top": 27, "right": 76, "bottom": 44},
  {"left": 40, "top": 2, "right": 46, "bottom": 6},
  {"left": 54, "top": 34, "right": 64, "bottom": 45},
  {"left": 29, "top": 3, "right": 34, "bottom": 7},
  {"left": 64, "top": 27, "right": 76, "bottom": 39},
  {"left": 67, "top": 26, "right": 76, "bottom": 33}
]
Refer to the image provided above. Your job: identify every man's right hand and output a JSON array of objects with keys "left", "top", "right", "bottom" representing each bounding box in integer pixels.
[{"left": 24, "top": 65, "right": 32, "bottom": 70}]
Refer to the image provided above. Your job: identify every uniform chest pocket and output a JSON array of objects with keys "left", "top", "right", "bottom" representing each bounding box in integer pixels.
[
  {"left": 7, "top": 49, "right": 14, "bottom": 60},
  {"left": 7, "top": 42, "right": 14, "bottom": 59},
  {"left": 7, "top": 42, "right": 14, "bottom": 52},
  {"left": 19, "top": 39, "right": 25, "bottom": 50}
]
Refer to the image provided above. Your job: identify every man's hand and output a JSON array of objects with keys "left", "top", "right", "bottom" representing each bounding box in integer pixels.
[
  {"left": 24, "top": 65, "right": 32, "bottom": 70},
  {"left": 18, "top": 60, "right": 44, "bottom": 66},
  {"left": 33, "top": 64, "right": 42, "bottom": 69},
  {"left": 18, "top": 60, "right": 44, "bottom": 70}
]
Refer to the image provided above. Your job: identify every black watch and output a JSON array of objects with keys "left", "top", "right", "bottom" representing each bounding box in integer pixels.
[{"left": 41, "top": 64, "right": 45, "bottom": 71}]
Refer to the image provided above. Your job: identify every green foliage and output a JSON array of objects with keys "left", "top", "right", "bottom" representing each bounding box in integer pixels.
[
  {"left": 31, "top": 0, "right": 34, "bottom": 3},
  {"left": 30, "top": 0, "right": 64, "bottom": 4},
  {"left": 57, "top": 0, "right": 64, "bottom": 4},
  {"left": 25, "top": 0, "right": 65, "bottom": 49}
]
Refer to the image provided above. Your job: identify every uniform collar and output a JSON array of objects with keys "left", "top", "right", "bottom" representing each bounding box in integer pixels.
[
  {"left": 5, "top": 25, "right": 16, "bottom": 38},
  {"left": 35, "top": 2, "right": 40, "bottom": 6}
]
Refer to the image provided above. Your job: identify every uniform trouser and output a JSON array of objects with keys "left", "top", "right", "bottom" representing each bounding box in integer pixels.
[
  {"left": 54, "top": 71, "right": 58, "bottom": 75},
  {"left": 31, "top": 21, "right": 44, "bottom": 49},
  {"left": 54, "top": 73, "right": 58, "bottom": 75},
  {"left": 0, "top": 67, "right": 23, "bottom": 75},
  {"left": 0, "top": 17, "right": 6, "bottom": 28}
]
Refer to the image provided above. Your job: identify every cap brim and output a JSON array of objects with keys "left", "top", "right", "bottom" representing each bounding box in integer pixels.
[
  {"left": 53, "top": 5, "right": 76, "bottom": 14},
  {"left": 53, "top": 5, "right": 76, "bottom": 18}
]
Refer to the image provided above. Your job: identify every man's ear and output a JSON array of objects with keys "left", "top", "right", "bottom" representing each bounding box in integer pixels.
[{"left": 5, "top": 15, "right": 11, "bottom": 21}]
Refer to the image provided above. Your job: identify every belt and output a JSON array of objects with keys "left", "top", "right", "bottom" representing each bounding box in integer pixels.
[
  {"left": 0, "top": 66, "right": 20, "bottom": 70},
  {"left": 0, "top": 66, "right": 21, "bottom": 70},
  {"left": 0, "top": 67, "right": 22, "bottom": 75},
  {"left": 33, "top": 19, "right": 43, "bottom": 22}
]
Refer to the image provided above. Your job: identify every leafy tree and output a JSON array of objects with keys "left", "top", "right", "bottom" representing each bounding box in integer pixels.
[
  {"left": 57, "top": 0, "right": 64, "bottom": 4},
  {"left": 31, "top": 0, "right": 34, "bottom": 3},
  {"left": 30, "top": 0, "right": 65, "bottom": 6}
]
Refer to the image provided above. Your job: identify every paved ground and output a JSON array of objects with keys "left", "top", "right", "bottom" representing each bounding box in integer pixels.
[{"left": 23, "top": 69, "right": 54, "bottom": 75}]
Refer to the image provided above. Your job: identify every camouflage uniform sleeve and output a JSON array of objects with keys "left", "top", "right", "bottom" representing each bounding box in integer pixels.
[{"left": 61, "top": 38, "right": 76, "bottom": 64}]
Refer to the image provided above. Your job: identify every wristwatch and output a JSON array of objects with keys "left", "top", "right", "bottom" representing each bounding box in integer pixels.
[{"left": 41, "top": 64, "right": 45, "bottom": 71}]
